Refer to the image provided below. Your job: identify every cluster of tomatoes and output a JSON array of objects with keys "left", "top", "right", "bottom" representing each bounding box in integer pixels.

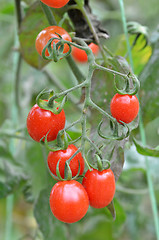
[
  {"left": 26, "top": 102, "right": 116, "bottom": 223},
  {"left": 26, "top": 0, "right": 140, "bottom": 224}
]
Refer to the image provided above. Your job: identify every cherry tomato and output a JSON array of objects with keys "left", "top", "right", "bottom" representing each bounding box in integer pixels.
[
  {"left": 40, "top": 0, "right": 70, "bottom": 8},
  {"left": 47, "top": 144, "right": 85, "bottom": 178},
  {"left": 35, "top": 26, "right": 72, "bottom": 57},
  {"left": 50, "top": 180, "right": 89, "bottom": 223},
  {"left": 72, "top": 43, "right": 99, "bottom": 63},
  {"left": 110, "top": 93, "right": 139, "bottom": 124},
  {"left": 27, "top": 102, "right": 65, "bottom": 142},
  {"left": 82, "top": 168, "right": 115, "bottom": 208}
]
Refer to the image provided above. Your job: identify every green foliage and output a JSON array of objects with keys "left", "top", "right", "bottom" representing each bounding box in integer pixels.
[
  {"left": 0, "top": 0, "right": 159, "bottom": 240},
  {"left": 0, "top": 140, "right": 28, "bottom": 198}
]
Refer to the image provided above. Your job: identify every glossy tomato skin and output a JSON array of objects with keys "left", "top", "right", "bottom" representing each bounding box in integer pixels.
[
  {"left": 35, "top": 26, "right": 72, "bottom": 56},
  {"left": 50, "top": 180, "right": 89, "bottom": 223},
  {"left": 40, "top": 0, "right": 70, "bottom": 8},
  {"left": 47, "top": 144, "right": 85, "bottom": 178},
  {"left": 27, "top": 103, "right": 65, "bottom": 142},
  {"left": 82, "top": 168, "right": 115, "bottom": 208},
  {"left": 72, "top": 43, "right": 99, "bottom": 63},
  {"left": 110, "top": 93, "right": 139, "bottom": 124}
]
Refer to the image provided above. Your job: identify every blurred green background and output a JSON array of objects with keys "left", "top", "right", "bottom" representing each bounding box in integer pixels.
[{"left": 0, "top": 0, "right": 159, "bottom": 239}]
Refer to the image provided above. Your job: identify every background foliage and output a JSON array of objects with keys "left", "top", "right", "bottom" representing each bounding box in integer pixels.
[{"left": 0, "top": 0, "right": 159, "bottom": 239}]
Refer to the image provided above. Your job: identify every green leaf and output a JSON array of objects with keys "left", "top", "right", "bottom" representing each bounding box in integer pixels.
[
  {"left": 34, "top": 187, "right": 67, "bottom": 240},
  {"left": 116, "top": 34, "right": 152, "bottom": 75},
  {"left": 139, "top": 28, "right": 159, "bottom": 124},
  {"left": 133, "top": 138, "right": 159, "bottom": 157},
  {"left": 19, "top": 2, "right": 49, "bottom": 69},
  {"left": 0, "top": 142, "right": 28, "bottom": 198},
  {"left": 76, "top": 199, "right": 126, "bottom": 240}
]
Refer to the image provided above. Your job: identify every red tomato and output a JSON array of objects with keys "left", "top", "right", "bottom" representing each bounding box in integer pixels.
[
  {"left": 27, "top": 103, "right": 65, "bottom": 142},
  {"left": 47, "top": 144, "right": 85, "bottom": 178},
  {"left": 110, "top": 93, "right": 139, "bottom": 124},
  {"left": 35, "top": 26, "right": 72, "bottom": 57},
  {"left": 50, "top": 180, "right": 89, "bottom": 223},
  {"left": 40, "top": 0, "right": 70, "bottom": 8},
  {"left": 72, "top": 43, "right": 99, "bottom": 63},
  {"left": 82, "top": 168, "right": 115, "bottom": 208}
]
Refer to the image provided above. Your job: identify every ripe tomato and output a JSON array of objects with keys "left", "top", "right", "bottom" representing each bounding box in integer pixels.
[
  {"left": 72, "top": 43, "right": 99, "bottom": 63},
  {"left": 82, "top": 168, "right": 115, "bottom": 208},
  {"left": 50, "top": 180, "right": 89, "bottom": 223},
  {"left": 35, "top": 26, "right": 72, "bottom": 57},
  {"left": 40, "top": 0, "right": 70, "bottom": 8},
  {"left": 47, "top": 144, "right": 85, "bottom": 178},
  {"left": 110, "top": 93, "right": 139, "bottom": 124},
  {"left": 27, "top": 103, "right": 65, "bottom": 142}
]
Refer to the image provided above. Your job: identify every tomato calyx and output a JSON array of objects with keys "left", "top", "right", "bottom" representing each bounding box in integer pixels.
[
  {"left": 44, "top": 129, "right": 68, "bottom": 151},
  {"left": 97, "top": 118, "right": 130, "bottom": 141},
  {"left": 47, "top": 145, "right": 82, "bottom": 181},
  {"left": 88, "top": 154, "right": 111, "bottom": 172},
  {"left": 36, "top": 89, "right": 67, "bottom": 115},
  {"left": 114, "top": 72, "right": 140, "bottom": 95},
  {"left": 41, "top": 35, "right": 72, "bottom": 61},
  {"left": 44, "top": 130, "right": 83, "bottom": 181}
]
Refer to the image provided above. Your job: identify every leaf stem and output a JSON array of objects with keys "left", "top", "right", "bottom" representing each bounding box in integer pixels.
[
  {"left": 119, "top": 1, "right": 159, "bottom": 239},
  {"left": 15, "top": 54, "right": 22, "bottom": 113},
  {"left": 76, "top": 1, "right": 107, "bottom": 63},
  {"left": 40, "top": 2, "right": 57, "bottom": 25},
  {"left": 40, "top": 3, "right": 85, "bottom": 84},
  {"left": 5, "top": 195, "right": 14, "bottom": 240},
  {"left": 66, "top": 55, "right": 85, "bottom": 83},
  {"left": 14, "top": 0, "right": 22, "bottom": 29}
]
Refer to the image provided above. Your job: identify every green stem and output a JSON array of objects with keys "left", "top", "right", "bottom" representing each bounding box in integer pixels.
[
  {"left": 0, "top": 132, "right": 31, "bottom": 141},
  {"left": 89, "top": 100, "right": 115, "bottom": 122},
  {"left": 5, "top": 2, "right": 22, "bottom": 238},
  {"left": 118, "top": 0, "right": 134, "bottom": 70},
  {"left": 65, "top": 119, "right": 81, "bottom": 131},
  {"left": 43, "top": 69, "right": 81, "bottom": 106},
  {"left": 5, "top": 195, "right": 14, "bottom": 240},
  {"left": 40, "top": 2, "right": 57, "bottom": 25},
  {"left": 77, "top": 3, "right": 107, "bottom": 63},
  {"left": 14, "top": 0, "right": 22, "bottom": 28},
  {"left": 85, "top": 137, "right": 102, "bottom": 156},
  {"left": 95, "top": 62, "right": 129, "bottom": 78},
  {"left": 119, "top": 1, "right": 159, "bottom": 239},
  {"left": 40, "top": 3, "right": 85, "bottom": 84},
  {"left": 54, "top": 80, "right": 86, "bottom": 98},
  {"left": 66, "top": 55, "right": 85, "bottom": 83},
  {"left": 15, "top": 54, "right": 22, "bottom": 112}
]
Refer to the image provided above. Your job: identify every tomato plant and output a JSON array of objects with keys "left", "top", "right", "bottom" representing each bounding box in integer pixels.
[
  {"left": 49, "top": 180, "right": 89, "bottom": 223},
  {"left": 35, "top": 26, "right": 72, "bottom": 57},
  {"left": 110, "top": 93, "right": 139, "bottom": 123},
  {"left": 82, "top": 168, "right": 116, "bottom": 208},
  {"left": 47, "top": 144, "right": 85, "bottom": 178},
  {"left": 72, "top": 43, "right": 99, "bottom": 63},
  {"left": 40, "top": 0, "right": 70, "bottom": 8},
  {"left": 27, "top": 103, "right": 65, "bottom": 142}
]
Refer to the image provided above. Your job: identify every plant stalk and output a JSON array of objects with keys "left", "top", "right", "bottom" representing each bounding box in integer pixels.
[{"left": 118, "top": 1, "right": 159, "bottom": 239}]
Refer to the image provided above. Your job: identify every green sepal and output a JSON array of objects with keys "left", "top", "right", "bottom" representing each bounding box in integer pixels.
[
  {"left": 64, "top": 161, "right": 72, "bottom": 181},
  {"left": 114, "top": 73, "right": 140, "bottom": 95},
  {"left": 44, "top": 132, "right": 63, "bottom": 152},
  {"left": 41, "top": 37, "right": 72, "bottom": 61},
  {"left": 36, "top": 89, "right": 66, "bottom": 115},
  {"left": 56, "top": 159, "right": 63, "bottom": 181},
  {"left": 71, "top": 160, "right": 81, "bottom": 180},
  {"left": 95, "top": 154, "right": 103, "bottom": 171},
  {"left": 98, "top": 119, "right": 130, "bottom": 141}
]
